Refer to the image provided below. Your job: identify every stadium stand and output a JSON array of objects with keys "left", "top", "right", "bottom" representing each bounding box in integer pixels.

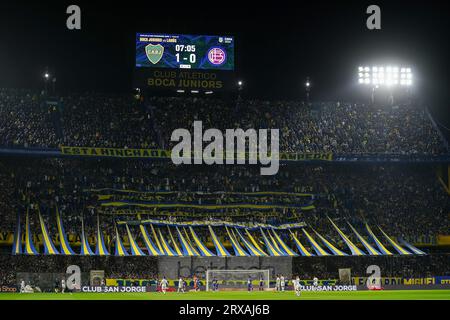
[{"left": 0, "top": 89, "right": 449, "bottom": 289}]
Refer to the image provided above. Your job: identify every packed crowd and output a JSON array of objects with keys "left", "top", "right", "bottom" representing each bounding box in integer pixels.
[
  {"left": 0, "top": 158, "right": 447, "bottom": 247},
  {"left": 0, "top": 89, "right": 447, "bottom": 154}
]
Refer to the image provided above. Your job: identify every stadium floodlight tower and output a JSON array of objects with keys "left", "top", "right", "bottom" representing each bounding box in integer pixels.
[{"left": 358, "top": 65, "right": 413, "bottom": 105}]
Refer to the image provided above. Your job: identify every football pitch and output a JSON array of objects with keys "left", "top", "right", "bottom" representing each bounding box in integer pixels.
[{"left": 1, "top": 290, "right": 449, "bottom": 300}]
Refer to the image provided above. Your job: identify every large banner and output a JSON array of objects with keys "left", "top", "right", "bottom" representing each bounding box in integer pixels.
[{"left": 60, "top": 146, "right": 332, "bottom": 162}]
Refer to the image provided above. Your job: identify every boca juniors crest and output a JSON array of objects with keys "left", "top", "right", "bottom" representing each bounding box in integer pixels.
[{"left": 145, "top": 44, "right": 164, "bottom": 64}]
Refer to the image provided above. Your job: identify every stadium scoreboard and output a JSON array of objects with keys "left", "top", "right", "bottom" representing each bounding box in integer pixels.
[{"left": 136, "top": 33, "right": 234, "bottom": 71}]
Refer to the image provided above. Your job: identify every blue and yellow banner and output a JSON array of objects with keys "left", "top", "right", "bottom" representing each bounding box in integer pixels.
[
  {"left": 259, "top": 228, "right": 281, "bottom": 256},
  {"left": 347, "top": 222, "right": 380, "bottom": 255},
  {"left": 311, "top": 228, "right": 347, "bottom": 256},
  {"left": 289, "top": 230, "right": 313, "bottom": 256},
  {"left": 139, "top": 225, "right": 161, "bottom": 255},
  {"left": 189, "top": 227, "right": 215, "bottom": 256},
  {"left": 245, "top": 230, "right": 268, "bottom": 256},
  {"left": 302, "top": 228, "right": 329, "bottom": 256},
  {"left": 209, "top": 226, "right": 231, "bottom": 256},
  {"left": 12, "top": 212, "right": 22, "bottom": 255},
  {"left": 95, "top": 215, "right": 109, "bottom": 256},
  {"left": 158, "top": 228, "right": 177, "bottom": 256},
  {"left": 24, "top": 209, "right": 38, "bottom": 255},
  {"left": 176, "top": 226, "right": 197, "bottom": 256},
  {"left": 327, "top": 218, "right": 364, "bottom": 256},
  {"left": 225, "top": 226, "right": 248, "bottom": 256},
  {"left": 125, "top": 224, "right": 145, "bottom": 256},
  {"left": 167, "top": 226, "right": 183, "bottom": 256},
  {"left": 80, "top": 216, "right": 94, "bottom": 255},
  {"left": 271, "top": 229, "right": 298, "bottom": 256},
  {"left": 378, "top": 226, "right": 411, "bottom": 255},
  {"left": 398, "top": 238, "right": 426, "bottom": 255},
  {"left": 56, "top": 207, "right": 75, "bottom": 255},
  {"left": 38, "top": 209, "right": 59, "bottom": 255},
  {"left": 114, "top": 225, "right": 129, "bottom": 256},
  {"left": 234, "top": 228, "right": 266, "bottom": 256},
  {"left": 365, "top": 224, "right": 392, "bottom": 255}
]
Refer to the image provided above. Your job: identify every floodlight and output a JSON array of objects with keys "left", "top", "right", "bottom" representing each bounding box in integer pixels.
[
  {"left": 357, "top": 65, "right": 412, "bottom": 87},
  {"left": 44, "top": 73, "right": 50, "bottom": 79}
]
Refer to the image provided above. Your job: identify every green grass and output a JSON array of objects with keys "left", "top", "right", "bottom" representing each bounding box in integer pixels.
[{"left": 1, "top": 290, "right": 449, "bottom": 300}]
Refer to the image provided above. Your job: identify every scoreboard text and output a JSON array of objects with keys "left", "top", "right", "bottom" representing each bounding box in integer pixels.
[{"left": 136, "top": 33, "right": 234, "bottom": 71}]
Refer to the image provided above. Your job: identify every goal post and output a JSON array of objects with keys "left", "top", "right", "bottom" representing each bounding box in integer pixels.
[{"left": 206, "top": 269, "right": 270, "bottom": 291}]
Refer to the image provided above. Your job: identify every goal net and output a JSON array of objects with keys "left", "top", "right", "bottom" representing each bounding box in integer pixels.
[{"left": 205, "top": 269, "right": 270, "bottom": 291}]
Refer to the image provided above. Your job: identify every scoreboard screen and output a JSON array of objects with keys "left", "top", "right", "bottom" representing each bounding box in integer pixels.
[{"left": 136, "top": 33, "right": 234, "bottom": 71}]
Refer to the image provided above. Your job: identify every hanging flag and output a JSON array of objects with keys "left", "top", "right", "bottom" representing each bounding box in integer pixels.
[
  {"left": 167, "top": 226, "right": 183, "bottom": 256},
  {"left": 158, "top": 228, "right": 178, "bottom": 256},
  {"left": 183, "top": 227, "right": 201, "bottom": 256},
  {"left": 24, "top": 208, "right": 38, "bottom": 255},
  {"left": 95, "top": 215, "right": 109, "bottom": 256},
  {"left": 12, "top": 212, "right": 22, "bottom": 255},
  {"left": 139, "top": 225, "right": 161, "bottom": 255},
  {"left": 150, "top": 224, "right": 164, "bottom": 254},
  {"left": 234, "top": 228, "right": 266, "bottom": 256},
  {"left": 125, "top": 224, "right": 145, "bottom": 256},
  {"left": 56, "top": 207, "right": 75, "bottom": 255},
  {"left": 365, "top": 224, "right": 392, "bottom": 255},
  {"left": 245, "top": 229, "right": 268, "bottom": 256},
  {"left": 398, "top": 238, "right": 426, "bottom": 255},
  {"left": 176, "top": 226, "right": 197, "bottom": 256},
  {"left": 311, "top": 228, "right": 347, "bottom": 256},
  {"left": 80, "top": 215, "right": 94, "bottom": 255},
  {"left": 38, "top": 208, "right": 59, "bottom": 255},
  {"left": 302, "top": 228, "right": 329, "bottom": 256},
  {"left": 271, "top": 229, "right": 298, "bottom": 256},
  {"left": 209, "top": 226, "right": 231, "bottom": 256},
  {"left": 114, "top": 224, "right": 129, "bottom": 256},
  {"left": 347, "top": 222, "right": 380, "bottom": 255},
  {"left": 225, "top": 226, "right": 248, "bottom": 256},
  {"left": 378, "top": 226, "right": 411, "bottom": 255},
  {"left": 189, "top": 227, "right": 215, "bottom": 256},
  {"left": 327, "top": 217, "right": 364, "bottom": 256},
  {"left": 260, "top": 228, "right": 281, "bottom": 256},
  {"left": 289, "top": 230, "right": 313, "bottom": 256}
]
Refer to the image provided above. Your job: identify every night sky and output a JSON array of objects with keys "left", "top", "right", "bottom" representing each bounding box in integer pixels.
[{"left": 0, "top": 1, "right": 449, "bottom": 122}]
